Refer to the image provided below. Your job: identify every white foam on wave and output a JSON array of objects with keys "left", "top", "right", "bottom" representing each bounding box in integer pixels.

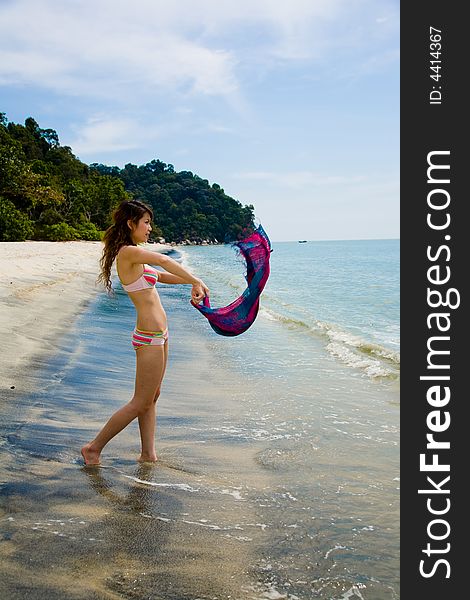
[
  {"left": 175, "top": 246, "right": 191, "bottom": 269},
  {"left": 179, "top": 248, "right": 399, "bottom": 380},
  {"left": 124, "top": 476, "right": 200, "bottom": 493},
  {"left": 326, "top": 342, "right": 393, "bottom": 378},
  {"left": 260, "top": 306, "right": 399, "bottom": 379},
  {"left": 139, "top": 513, "right": 254, "bottom": 538},
  {"left": 242, "top": 583, "right": 289, "bottom": 599},
  {"left": 218, "top": 488, "right": 244, "bottom": 501},
  {"left": 339, "top": 584, "right": 367, "bottom": 600},
  {"left": 18, "top": 516, "right": 103, "bottom": 543},
  {"left": 324, "top": 544, "right": 347, "bottom": 559},
  {"left": 207, "top": 424, "right": 302, "bottom": 443},
  {"left": 318, "top": 322, "right": 400, "bottom": 364},
  {"left": 123, "top": 474, "right": 245, "bottom": 500},
  {"left": 260, "top": 307, "right": 278, "bottom": 322}
]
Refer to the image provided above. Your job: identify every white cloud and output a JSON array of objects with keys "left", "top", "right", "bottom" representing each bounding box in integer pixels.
[
  {"left": 70, "top": 116, "right": 157, "bottom": 156},
  {"left": 0, "top": 0, "right": 398, "bottom": 103},
  {"left": 233, "top": 170, "right": 367, "bottom": 189},
  {"left": 68, "top": 111, "right": 240, "bottom": 159},
  {"left": 0, "top": 1, "right": 399, "bottom": 241},
  {"left": 0, "top": 1, "right": 240, "bottom": 101}
]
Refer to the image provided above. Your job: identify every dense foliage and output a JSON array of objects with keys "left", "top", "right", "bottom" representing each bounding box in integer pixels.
[{"left": 0, "top": 113, "right": 255, "bottom": 243}]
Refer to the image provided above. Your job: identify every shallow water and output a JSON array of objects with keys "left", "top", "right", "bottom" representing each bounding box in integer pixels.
[
  {"left": 182, "top": 239, "right": 400, "bottom": 380},
  {"left": 0, "top": 246, "right": 399, "bottom": 599}
]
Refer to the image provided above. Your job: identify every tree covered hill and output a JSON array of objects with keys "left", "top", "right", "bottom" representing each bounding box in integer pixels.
[{"left": 0, "top": 113, "right": 255, "bottom": 243}]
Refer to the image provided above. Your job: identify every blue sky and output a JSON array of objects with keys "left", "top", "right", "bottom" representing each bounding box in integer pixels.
[{"left": 0, "top": 0, "right": 399, "bottom": 242}]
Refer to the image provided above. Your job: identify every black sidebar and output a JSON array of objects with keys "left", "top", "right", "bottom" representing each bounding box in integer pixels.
[{"left": 401, "top": 3, "right": 466, "bottom": 598}]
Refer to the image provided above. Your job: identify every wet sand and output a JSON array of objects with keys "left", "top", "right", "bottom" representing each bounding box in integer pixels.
[
  {"left": 0, "top": 243, "right": 399, "bottom": 599},
  {"left": 0, "top": 243, "right": 261, "bottom": 599},
  {"left": 0, "top": 241, "right": 102, "bottom": 395},
  {"left": 0, "top": 295, "right": 268, "bottom": 600},
  {"left": 0, "top": 240, "right": 170, "bottom": 395}
]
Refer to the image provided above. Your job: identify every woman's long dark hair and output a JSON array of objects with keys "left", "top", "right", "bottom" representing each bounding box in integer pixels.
[{"left": 97, "top": 199, "right": 154, "bottom": 293}]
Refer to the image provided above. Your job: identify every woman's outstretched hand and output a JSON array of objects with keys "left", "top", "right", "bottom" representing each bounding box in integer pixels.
[{"left": 191, "top": 280, "right": 209, "bottom": 304}]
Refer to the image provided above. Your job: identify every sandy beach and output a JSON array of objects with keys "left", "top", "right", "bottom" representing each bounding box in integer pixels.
[
  {"left": 0, "top": 241, "right": 102, "bottom": 395},
  {"left": 0, "top": 242, "right": 267, "bottom": 599},
  {"left": 0, "top": 240, "right": 399, "bottom": 599},
  {"left": 0, "top": 241, "right": 170, "bottom": 395}
]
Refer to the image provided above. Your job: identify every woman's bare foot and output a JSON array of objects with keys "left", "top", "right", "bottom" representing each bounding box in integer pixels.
[
  {"left": 138, "top": 453, "right": 158, "bottom": 463},
  {"left": 81, "top": 443, "right": 101, "bottom": 466}
]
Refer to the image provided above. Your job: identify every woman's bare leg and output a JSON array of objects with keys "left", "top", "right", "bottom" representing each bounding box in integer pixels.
[
  {"left": 81, "top": 345, "right": 166, "bottom": 465},
  {"left": 138, "top": 341, "right": 168, "bottom": 461},
  {"left": 137, "top": 401, "right": 157, "bottom": 462}
]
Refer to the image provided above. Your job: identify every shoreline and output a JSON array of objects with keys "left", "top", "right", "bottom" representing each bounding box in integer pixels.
[
  {"left": 0, "top": 240, "right": 172, "bottom": 395},
  {"left": 0, "top": 240, "right": 399, "bottom": 599}
]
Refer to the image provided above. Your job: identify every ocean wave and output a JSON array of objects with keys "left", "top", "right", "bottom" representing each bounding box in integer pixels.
[
  {"left": 179, "top": 246, "right": 399, "bottom": 379},
  {"left": 174, "top": 246, "right": 189, "bottom": 266},
  {"left": 259, "top": 306, "right": 400, "bottom": 379},
  {"left": 326, "top": 342, "right": 397, "bottom": 379}
]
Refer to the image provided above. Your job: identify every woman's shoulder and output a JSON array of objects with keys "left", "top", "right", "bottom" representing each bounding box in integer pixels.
[
  {"left": 117, "top": 244, "right": 137, "bottom": 260},
  {"left": 117, "top": 244, "right": 165, "bottom": 268}
]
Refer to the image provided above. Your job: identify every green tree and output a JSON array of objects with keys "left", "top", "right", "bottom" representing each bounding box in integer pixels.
[
  {"left": 1, "top": 112, "right": 256, "bottom": 242},
  {"left": 0, "top": 197, "right": 34, "bottom": 241}
]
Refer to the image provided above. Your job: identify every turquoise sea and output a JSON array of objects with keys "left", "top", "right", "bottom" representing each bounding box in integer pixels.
[
  {"left": 182, "top": 238, "right": 400, "bottom": 381},
  {"left": 0, "top": 238, "right": 399, "bottom": 599}
]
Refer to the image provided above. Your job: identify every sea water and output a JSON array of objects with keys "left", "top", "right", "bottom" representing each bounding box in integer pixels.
[
  {"left": 0, "top": 239, "right": 399, "bottom": 600},
  {"left": 176, "top": 238, "right": 400, "bottom": 598},
  {"left": 182, "top": 239, "right": 399, "bottom": 381}
]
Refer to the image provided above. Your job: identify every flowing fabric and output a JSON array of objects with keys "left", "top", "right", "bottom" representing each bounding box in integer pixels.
[{"left": 191, "top": 225, "right": 272, "bottom": 336}]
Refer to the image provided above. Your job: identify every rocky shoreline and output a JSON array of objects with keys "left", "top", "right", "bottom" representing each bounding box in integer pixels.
[{"left": 154, "top": 238, "right": 224, "bottom": 247}]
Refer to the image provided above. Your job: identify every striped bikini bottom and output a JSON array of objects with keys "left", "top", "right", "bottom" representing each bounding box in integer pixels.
[{"left": 132, "top": 327, "right": 169, "bottom": 349}]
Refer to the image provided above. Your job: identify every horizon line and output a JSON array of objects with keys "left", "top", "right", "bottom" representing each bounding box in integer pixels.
[{"left": 270, "top": 237, "right": 400, "bottom": 243}]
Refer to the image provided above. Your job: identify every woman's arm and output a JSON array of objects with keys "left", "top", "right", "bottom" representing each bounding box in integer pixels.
[
  {"left": 120, "top": 245, "right": 209, "bottom": 302},
  {"left": 157, "top": 272, "right": 188, "bottom": 285},
  {"left": 157, "top": 270, "right": 209, "bottom": 303},
  {"left": 121, "top": 245, "right": 199, "bottom": 284}
]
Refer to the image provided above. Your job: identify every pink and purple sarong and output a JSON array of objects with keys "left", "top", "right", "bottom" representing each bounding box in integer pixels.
[{"left": 192, "top": 225, "right": 272, "bottom": 336}]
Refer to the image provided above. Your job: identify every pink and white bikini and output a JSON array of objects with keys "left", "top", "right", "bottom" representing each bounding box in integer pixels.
[
  {"left": 121, "top": 264, "right": 160, "bottom": 293},
  {"left": 120, "top": 264, "right": 169, "bottom": 348}
]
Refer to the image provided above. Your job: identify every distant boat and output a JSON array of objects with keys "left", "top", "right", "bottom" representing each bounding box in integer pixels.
[{"left": 298, "top": 240, "right": 307, "bottom": 243}]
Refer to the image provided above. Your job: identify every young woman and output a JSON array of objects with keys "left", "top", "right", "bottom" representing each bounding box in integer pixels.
[{"left": 81, "top": 199, "right": 209, "bottom": 466}]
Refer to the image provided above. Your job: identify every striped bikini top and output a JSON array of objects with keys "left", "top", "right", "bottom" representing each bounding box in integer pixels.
[{"left": 121, "top": 264, "right": 159, "bottom": 293}]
